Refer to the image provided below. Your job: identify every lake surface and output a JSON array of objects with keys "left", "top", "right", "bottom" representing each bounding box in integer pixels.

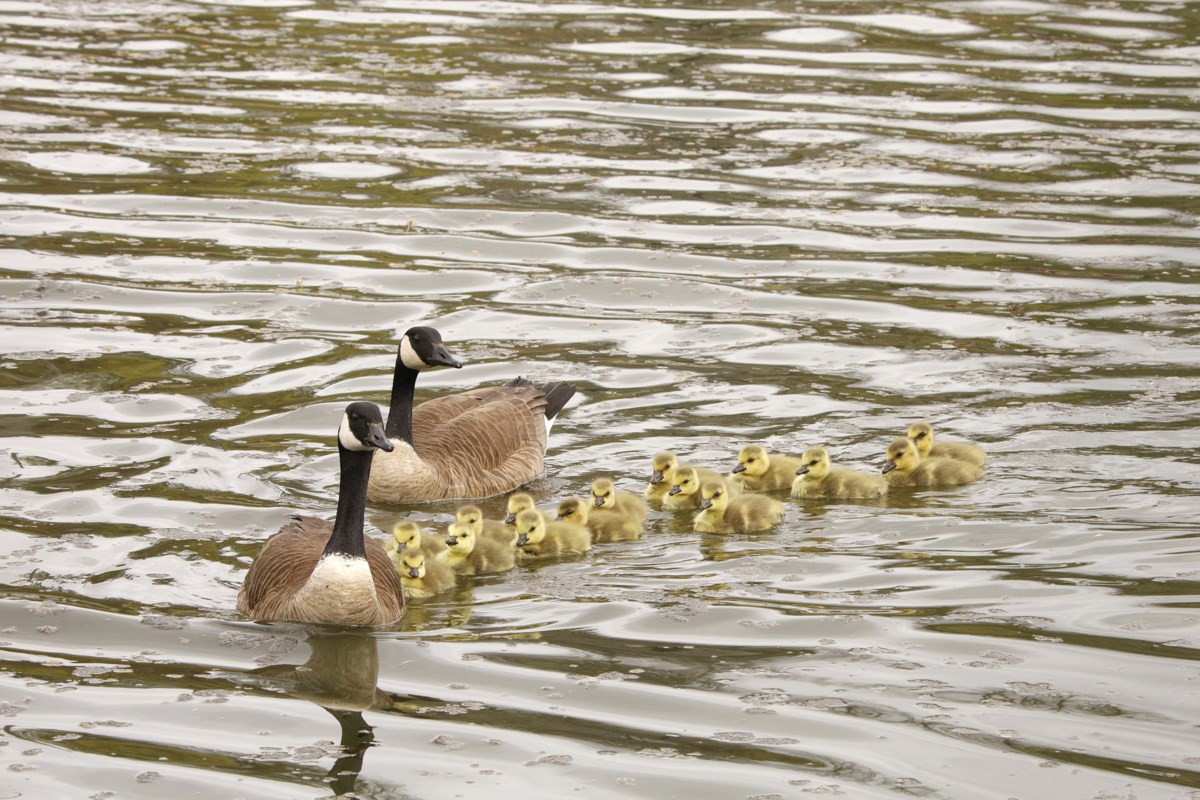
[{"left": 1, "top": 1, "right": 1199, "bottom": 798}]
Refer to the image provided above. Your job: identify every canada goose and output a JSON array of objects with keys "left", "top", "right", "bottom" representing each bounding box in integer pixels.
[
  {"left": 644, "top": 451, "right": 728, "bottom": 501},
  {"left": 444, "top": 521, "right": 516, "bottom": 575},
  {"left": 907, "top": 422, "right": 986, "bottom": 467},
  {"left": 455, "top": 504, "right": 516, "bottom": 548},
  {"left": 394, "top": 546, "right": 456, "bottom": 599},
  {"left": 589, "top": 477, "right": 646, "bottom": 541},
  {"left": 730, "top": 445, "right": 805, "bottom": 492},
  {"left": 386, "top": 520, "right": 449, "bottom": 559},
  {"left": 694, "top": 481, "right": 784, "bottom": 534},
  {"left": 515, "top": 508, "right": 592, "bottom": 558},
  {"left": 792, "top": 446, "right": 887, "bottom": 500},
  {"left": 883, "top": 437, "right": 984, "bottom": 487},
  {"left": 503, "top": 491, "right": 549, "bottom": 526},
  {"left": 237, "top": 402, "right": 405, "bottom": 626},
  {"left": 367, "top": 325, "right": 576, "bottom": 503}
]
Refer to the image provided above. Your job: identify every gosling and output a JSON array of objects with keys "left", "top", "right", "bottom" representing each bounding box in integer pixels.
[
  {"left": 883, "top": 437, "right": 984, "bottom": 488},
  {"left": 644, "top": 451, "right": 727, "bottom": 501},
  {"left": 694, "top": 481, "right": 784, "bottom": 534},
  {"left": 394, "top": 546, "right": 456, "bottom": 599},
  {"left": 589, "top": 477, "right": 646, "bottom": 541},
  {"left": 664, "top": 466, "right": 714, "bottom": 510},
  {"left": 558, "top": 496, "right": 637, "bottom": 544},
  {"left": 456, "top": 504, "right": 516, "bottom": 548},
  {"left": 907, "top": 422, "right": 986, "bottom": 467},
  {"left": 792, "top": 446, "right": 887, "bottom": 500},
  {"left": 504, "top": 491, "right": 549, "bottom": 525},
  {"left": 386, "top": 520, "right": 448, "bottom": 559},
  {"left": 730, "top": 445, "right": 805, "bottom": 492},
  {"left": 444, "top": 521, "right": 516, "bottom": 576},
  {"left": 515, "top": 508, "right": 592, "bottom": 558}
]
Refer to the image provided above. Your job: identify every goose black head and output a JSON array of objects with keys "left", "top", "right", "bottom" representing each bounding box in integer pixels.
[
  {"left": 399, "top": 326, "right": 464, "bottom": 371},
  {"left": 339, "top": 402, "right": 394, "bottom": 452}
]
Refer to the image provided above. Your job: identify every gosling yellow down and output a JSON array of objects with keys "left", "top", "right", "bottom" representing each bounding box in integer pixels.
[
  {"left": 589, "top": 477, "right": 646, "bottom": 541},
  {"left": 557, "top": 495, "right": 639, "bottom": 544},
  {"left": 515, "top": 508, "right": 592, "bottom": 559},
  {"left": 664, "top": 466, "right": 727, "bottom": 510},
  {"left": 444, "top": 521, "right": 516, "bottom": 576},
  {"left": 393, "top": 546, "right": 456, "bottom": 599},
  {"left": 386, "top": 520, "right": 449, "bottom": 560},
  {"left": 883, "top": 437, "right": 983, "bottom": 488},
  {"left": 792, "top": 446, "right": 887, "bottom": 500},
  {"left": 694, "top": 481, "right": 784, "bottom": 534},
  {"left": 455, "top": 504, "right": 516, "bottom": 548},
  {"left": 907, "top": 422, "right": 986, "bottom": 467},
  {"left": 644, "top": 451, "right": 727, "bottom": 501},
  {"left": 504, "top": 491, "right": 549, "bottom": 525},
  {"left": 730, "top": 445, "right": 805, "bottom": 492}
]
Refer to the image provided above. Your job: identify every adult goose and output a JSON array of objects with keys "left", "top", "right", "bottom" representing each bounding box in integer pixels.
[
  {"left": 367, "top": 326, "right": 576, "bottom": 503},
  {"left": 237, "top": 402, "right": 405, "bottom": 627}
]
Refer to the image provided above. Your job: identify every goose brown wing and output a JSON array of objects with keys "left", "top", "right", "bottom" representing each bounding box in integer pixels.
[
  {"left": 236, "top": 516, "right": 330, "bottom": 619},
  {"left": 411, "top": 386, "right": 550, "bottom": 497},
  {"left": 412, "top": 386, "right": 549, "bottom": 430},
  {"left": 365, "top": 538, "right": 405, "bottom": 620}
]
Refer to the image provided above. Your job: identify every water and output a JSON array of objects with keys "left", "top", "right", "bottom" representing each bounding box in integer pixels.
[{"left": 1, "top": 1, "right": 1199, "bottom": 798}]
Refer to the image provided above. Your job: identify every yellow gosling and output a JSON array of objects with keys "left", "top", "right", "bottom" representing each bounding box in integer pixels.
[
  {"left": 693, "top": 481, "right": 784, "bottom": 534},
  {"left": 515, "top": 508, "right": 591, "bottom": 559},
  {"left": 792, "top": 446, "right": 887, "bottom": 500},
  {"left": 557, "top": 492, "right": 638, "bottom": 544},
  {"left": 730, "top": 445, "right": 806, "bottom": 492},
  {"left": 556, "top": 496, "right": 590, "bottom": 527},
  {"left": 444, "top": 521, "right": 516, "bottom": 576},
  {"left": 907, "top": 422, "right": 986, "bottom": 467},
  {"left": 504, "top": 491, "right": 549, "bottom": 526},
  {"left": 456, "top": 503, "right": 516, "bottom": 548},
  {"left": 588, "top": 477, "right": 646, "bottom": 542},
  {"left": 394, "top": 545, "right": 456, "bottom": 599},
  {"left": 883, "top": 437, "right": 984, "bottom": 488},
  {"left": 644, "top": 451, "right": 728, "bottom": 500},
  {"left": 663, "top": 466, "right": 705, "bottom": 510},
  {"left": 387, "top": 520, "right": 449, "bottom": 559}
]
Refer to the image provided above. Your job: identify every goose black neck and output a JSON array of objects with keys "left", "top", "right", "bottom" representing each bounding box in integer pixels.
[
  {"left": 385, "top": 357, "right": 417, "bottom": 444},
  {"left": 324, "top": 444, "right": 374, "bottom": 559}
]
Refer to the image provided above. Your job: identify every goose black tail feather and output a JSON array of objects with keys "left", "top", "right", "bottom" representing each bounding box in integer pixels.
[
  {"left": 504, "top": 376, "right": 576, "bottom": 419},
  {"left": 539, "top": 381, "right": 576, "bottom": 420}
]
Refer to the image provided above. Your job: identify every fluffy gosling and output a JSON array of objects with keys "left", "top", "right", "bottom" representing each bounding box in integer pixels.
[
  {"left": 504, "top": 492, "right": 549, "bottom": 525},
  {"left": 456, "top": 504, "right": 516, "bottom": 548},
  {"left": 387, "top": 520, "right": 449, "bottom": 559},
  {"left": 883, "top": 437, "right": 984, "bottom": 487},
  {"left": 907, "top": 422, "right": 986, "bottom": 467},
  {"left": 663, "top": 466, "right": 706, "bottom": 510},
  {"left": 444, "top": 521, "right": 516, "bottom": 576},
  {"left": 730, "top": 445, "right": 805, "bottom": 492},
  {"left": 589, "top": 477, "right": 646, "bottom": 541},
  {"left": 694, "top": 481, "right": 783, "bottom": 533},
  {"left": 394, "top": 546, "right": 456, "bottom": 599},
  {"left": 515, "top": 508, "right": 592, "bottom": 558},
  {"left": 792, "top": 446, "right": 887, "bottom": 500},
  {"left": 644, "top": 451, "right": 727, "bottom": 501}
]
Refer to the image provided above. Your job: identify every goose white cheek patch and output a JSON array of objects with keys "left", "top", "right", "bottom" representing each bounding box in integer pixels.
[
  {"left": 338, "top": 414, "right": 371, "bottom": 451},
  {"left": 399, "top": 335, "right": 426, "bottom": 371}
]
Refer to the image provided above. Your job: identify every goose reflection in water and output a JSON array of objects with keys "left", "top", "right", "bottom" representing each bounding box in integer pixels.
[{"left": 247, "top": 632, "right": 390, "bottom": 796}]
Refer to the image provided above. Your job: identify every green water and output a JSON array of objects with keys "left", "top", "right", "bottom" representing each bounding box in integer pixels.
[{"left": 1, "top": 1, "right": 1199, "bottom": 798}]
